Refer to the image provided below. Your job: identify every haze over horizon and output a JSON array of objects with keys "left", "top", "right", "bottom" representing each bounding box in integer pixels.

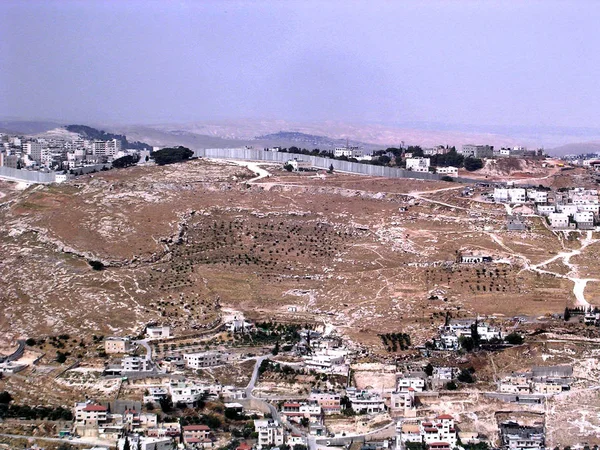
[{"left": 3, "top": 0, "right": 600, "bottom": 144}]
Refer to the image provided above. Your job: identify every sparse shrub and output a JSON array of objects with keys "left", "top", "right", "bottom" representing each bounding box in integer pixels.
[{"left": 88, "top": 260, "right": 105, "bottom": 271}]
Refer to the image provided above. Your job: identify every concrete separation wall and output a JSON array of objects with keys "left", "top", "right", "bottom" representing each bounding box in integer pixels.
[
  {"left": 0, "top": 166, "right": 55, "bottom": 183},
  {"left": 194, "top": 147, "right": 478, "bottom": 183}
]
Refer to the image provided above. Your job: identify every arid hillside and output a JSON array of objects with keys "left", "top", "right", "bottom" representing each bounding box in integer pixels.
[{"left": 0, "top": 159, "right": 596, "bottom": 350}]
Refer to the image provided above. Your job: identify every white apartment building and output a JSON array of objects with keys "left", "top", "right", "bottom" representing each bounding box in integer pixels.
[
  {"left": 105, "top": 139, "right": 121, "bottom": 157},
  {"left": 118, "top": 436, "right": 172, "bottom": 450},
  {"left": 91, "top": 140, "right": 106, "bottom": 156},
  {"left": 536, "top": 205, "right": 556, "bottom": 216},
  {"left": 346, "top": 388, "right": 385, "bottom": 414},
  {"left": 556, "top": 204, "right": 578, "bottom": 215},
  {"left": 169, "top": 381, "right": 209, "bottom": 404},
  {"left": 577, "top": 203, "right": 600, "bottom": 213},
  {"left": 574, "top": 211, "right": 594, "bottom": 229},
  {"left": 304, "top": 349, "right": 348, "bottom": 373},
  {"left": 397, "top": 377, "right": 426, "bottom": 392},
  {"left": 548, "top": 213, "right": 570, "bottom": 229},
  {"left": 146, "top": 325, "right": 170, "bottom": 339},
  {"left": 423, "top": 146, "right": 450, "bottom": 156},
  {"left": 406, "top": 157, "right": 430, "bottom": 172},
  {"left": 493, "top": 188, "right": 527, "bottom": 204},
  {"left": 121, "top": 356, "right": 151, "bottom": 372},
  {"left": 436, "top": 166, "right": 458, "bottom": 177},
  {"left": 527, "top": 190, "right": 548, "bottom": 203},
  {"left": 143, "top": 387, "right": 169, "bottom": 403},
  {"left": 184, "top": 351, "right": 225, "bottom": 369},
  {"left": 254, "top": 419, "right": 285, "bottom": 448},
  {"left": 334, "top": 146, "right": 363, "bottom": 158},
  {"left": 570, "top": 188, "right": 598, "bottom": 204}
]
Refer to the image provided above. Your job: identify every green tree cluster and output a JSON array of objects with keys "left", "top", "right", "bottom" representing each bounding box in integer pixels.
[{"left": 151, "top": 146, "right": 194, "bottom": 165}]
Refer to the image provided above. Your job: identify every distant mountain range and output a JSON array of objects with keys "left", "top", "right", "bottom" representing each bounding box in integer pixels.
[
  {"left": 0, "top": 120, "right": 62, "bottom": 135},
  {"left": 548, "top": 142, "right": 600, "bottom": 157},
  {"left": 3, "top": 118, "right": 600, "bottom": 156},
  {"left": 255, "top": 131, "right": 371, "bottom": 149},
  {"left": 65, "top": 124, "right": 151, "bottom": 150}
]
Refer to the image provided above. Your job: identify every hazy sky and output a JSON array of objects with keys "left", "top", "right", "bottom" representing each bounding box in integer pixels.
[{"left": 2, "top": 0, "right": 600, "bottom": 130}]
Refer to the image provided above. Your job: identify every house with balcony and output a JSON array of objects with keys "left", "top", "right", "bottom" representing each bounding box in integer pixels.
[
  {"left": 183, "top": 424, "right": 212, "bottom": 447},
  {"left": 254, "top": 419, "right": 285, "bottom": 448}
]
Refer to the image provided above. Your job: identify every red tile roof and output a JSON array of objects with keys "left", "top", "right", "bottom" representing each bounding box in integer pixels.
[
  {"left": 82, "top": 405, "right": 107, "bottom": 412},
  {"left": 237, "top": 443, "right": 252, "bottom": 450},
  {"left": 436, "top": 414, "right": 454, "bottom": 420}
]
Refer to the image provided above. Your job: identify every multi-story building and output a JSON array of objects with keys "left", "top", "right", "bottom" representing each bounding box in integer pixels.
[
  {"left": 169, "top": 381, "right": 209, "bottom": 404},
  {"left": 105, "top": 139, "right": 122, "bottom": 158},
  {"left": 536, "top": 205, "right": 556, "bottom": 216},
  {"left": 254, "top": 419, "right": 285, "bottom": 448},
  {"left": 121, "top": 356, "right": 152, "bottom": 372},
  {"left": 104, "top": 337, "right": 133, "bottom": 354},
  {"left": 548, "top": 213, "right": 571, "bottom": 229},
  {"left": 574, "top": 211, "right": 594, "bottom": 229},
  {"left": 397, "top": 375, "right": 426, "bottom": 392},
  {"left": 23, "top": 142, "right": 43, "bottom": 162},
  {"left": 406, "top": 157, "right": 430, "bottom": 172},
  {"left": 0, "top": 153, "right": 20, "bottom": 168},
  {"left": 91, "top": 140, "right": 107, "bottom": 156},
  {"left": 308, "top": 391, "right": 342, "bottom": 415},
  {"left": 182, "top": 424, "right": 211, "bottom": 446},
  {"left": 345, "top": 388, "right": 385, "bottom": 414},
  {"left": 304, "top": 349, "right": 348, "bottom": 373},
  {"left": 423, "top": 146, "right": 451, "bottom": 156},
  {"left": 436, "top": 166, "right": 458, "bottom": 177},
  {"left": 500, "top": 421, "right": 544, "bottom": 450},
  {"left": 74, "top": 402, "right": 108, "bottom": 426},
  {"left": 281, "top": 402, "right": 323, "bottom": 423},
  {"left": 527, "top": 190, "right": 548, "bottom": 204},
  {"left": 389, "top": 390, "right": 415, "bottom": 416},
  {"left": 397, "top": 415, "right": 458, "bottom": 449},
  {"left": 493, "top": 188, "right": 527, "bottom": 204},
  {"left": 334, "top": 146, "right": 363, "bottom": 158},
  {"left": 184, "top": 351, "right": 225, "bottom": 369},
  {"left": 460, "top": 144, "right": 493, "bottom": 159},
  {"left": 143, "top": 387, "right": 169, "bottom": 403}
]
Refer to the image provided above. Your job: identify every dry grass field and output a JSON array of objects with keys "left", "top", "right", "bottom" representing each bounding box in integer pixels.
[{"left": 0, "top": 159, "right": 597, "bottom": 352}]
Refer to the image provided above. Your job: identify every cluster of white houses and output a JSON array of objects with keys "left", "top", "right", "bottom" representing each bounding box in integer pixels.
[
  {"left": 435, "top": 319, "right": 503, "bottom": 350},
  {"left": 397, "top": 415, "right": 458, "bottom": 450},
  {"left": 498, "top": 365, "right": 573, "bottom": 395},
  {"left": 0, "top": 132, "right": 152, "bottom": 174},
  {"left": 74, "top": 399, "right": 215, "bottom": 450},
  {"left": 493, "top": 187, "right": 599, "bottom": 230}
]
